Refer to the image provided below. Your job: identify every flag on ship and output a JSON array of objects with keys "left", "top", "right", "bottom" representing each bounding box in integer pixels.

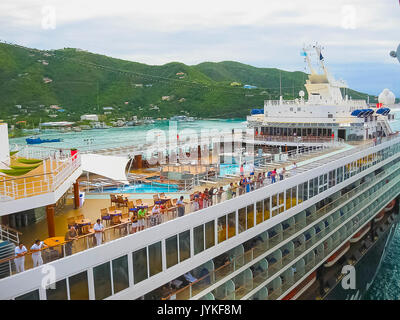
[
  {"left": 300, "top": 51, "right": 307, "bottom": 56},
  {"left": 320, "top": 53, "right": 324, "bottom": 61}
]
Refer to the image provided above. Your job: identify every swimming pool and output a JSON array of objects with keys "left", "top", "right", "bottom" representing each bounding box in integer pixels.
[{"left": 100, "top": 182, "right": 180, "bottom": 193}]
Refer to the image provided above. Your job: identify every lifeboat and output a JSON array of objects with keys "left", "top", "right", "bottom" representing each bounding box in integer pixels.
[
  {"left": 324, "top": 242, "right": 350, "bottom": 267},
  {"left": 350, "top": 223, "right": 371, "bottom": 243},
  {"left": 374, "top": 210, "right": 385, "bottom": 223},
  {"left": 384, "top": 200, "right": 396, "bottom": 212},
  {"left": 281, "top": 272, "right": 316, "bottom": 300}
]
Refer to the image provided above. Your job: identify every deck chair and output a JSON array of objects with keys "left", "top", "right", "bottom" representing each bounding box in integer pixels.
[
  {"left": 101, "top": 208, "right": 111, "bottom": 225},
  {"left": 110, "top": 194, "right": 118, "bottom": 206},
  {"left": 136, "top": 199, "right": 143, "bottom": 206},
  {"left": 67, "top": 217, "right": 76, "bottom": 228}
]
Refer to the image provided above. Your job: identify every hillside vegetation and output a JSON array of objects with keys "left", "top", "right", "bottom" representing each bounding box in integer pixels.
[{"left": 0, "top": 42, "right": 375, "bottom": 127}]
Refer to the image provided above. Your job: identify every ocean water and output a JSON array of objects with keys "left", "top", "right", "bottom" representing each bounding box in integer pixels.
[
  {"left": 365, "top": 109, "right": 400, "bottom": 300},
  {"left": 9, "top": 119, "right": 247, "bottom": 152}
]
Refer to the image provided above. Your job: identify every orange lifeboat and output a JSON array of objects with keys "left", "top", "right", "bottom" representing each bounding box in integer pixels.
[
  {"left": 374, "top": 210, "right": 385, "bottom": 222},
  {"left": 281, "top": 272, "right": 317, "bottom": 300},
  {"left": 350, "top": 223, "right": 371, "bottom": 243},
  {"left": 384, "top": 200, "right": 396, "bottom": 212},
  {"left": 324, "top": 242, "right": 350, "bottom": 267}
]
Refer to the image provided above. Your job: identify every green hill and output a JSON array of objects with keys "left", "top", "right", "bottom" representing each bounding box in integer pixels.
[{"left": 0, "top": 42, "right": 375, "bottom": 127}]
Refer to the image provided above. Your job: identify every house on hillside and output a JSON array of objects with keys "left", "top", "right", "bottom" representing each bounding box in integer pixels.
[
  {"left": 80, "top": 114, "right": 99, "bottom": 121},
  {"left": 230, "top": 82, "right": 241, "bottom": 87},
  {"left": 176, "top": 72, "right": 185, "bottom": 76},
  {"left": 43, "top": 77, "right": 53, "bottom": 83},
  {"left": 42, "top": 61, "right": 49, "bottom": 66},
  {"left": 134, "top": 84, "right": 143, "bottom": 88},
  {"left": 103, "top": 107, "right": 114, "bottom": 110},
  {"left": 243, "top": 84, "right": 257, "bottom": 89},
  {"left": 162, "top": 96, "right": 171, "bottom": 101},
  {"left": 178, "top": 98, "right": 186, "bottom": 103},
  {"left": 50, "top": 105, "right": 61, "bottom": 110}
]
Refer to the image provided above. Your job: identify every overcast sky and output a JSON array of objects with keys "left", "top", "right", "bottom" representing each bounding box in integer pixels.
[{"left": 1, "top": 0, "right": 399, "bottom": 95}]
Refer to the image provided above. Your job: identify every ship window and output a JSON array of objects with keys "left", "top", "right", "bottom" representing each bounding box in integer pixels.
[
  {"left": 256, "top": 201, "right": 263, "bottom": 225},
  {"left": 68, "top": 271, "right": 89, "bottom": 300},
  {"left": 291, "top": 187, "right": 297, "bottom": 207},
  {"left": 309, "top": 179, "right": 314, "bottom": 198},
  {"left": 166, "top": 235, "right": 178, "bottom": 268},
  {"left": 247, "top": 204, "right": 254, "bottom": 229},
  {"left": 329, "top": 170, "right": 336, "bottom": 188},
  {"left": 286, "top": 189, "right": 292, "bottom": 210},
  {"left": 337, "top": 167, "right": 344, "bottom": 184},
  {"left": 194, "top": 225, "right": 205, "bottom": 255},
  {"left": 46, "top": 279, "right": 68, "bottom": 300},
  {"left": 133, "top": 247, "right": 148, "bottom": 284},
  {"left": 149, "top": 242, "right": 162, "bottom": 277},
  {"left": 263, "top": 197, "right": 270, "bottom": 220},
  {"left": 302, "top": 182, "right": 308, "bottom": 201},
  {"left": 319, "top": 174, "right": 328, "bottom": 193},
  {"left": 328, "top": 114, "right": 333, "bottom": 118},
  {"left": 205, "top": 221, "right": 215, "bottom": 249},
  {"left": 218, "top": 215, "right": 227, "bottom": 243},
  {"left": 290, "top": 107, "right": 293, "bottom": 111},
  {"left": 297, "top": 107, "right": 301, "bottom": 111},
  {"left": 93, "top": 262, "right": 112, "bottom": 300},
  {"left": 179, "top": 230, "right": 191, "bottom": 262},
  {"left": 313, "top": 177, "right": 319, "bottom": 196},
  {"left": 112, "top": 255, "right": 129, "bottom": 294},
  {"left": 15, "top": 289, "right": 40, "bottom": 300},
  {"left": 228, "top": 212, "right": 236, "bottom": 239},
  {"left": 239, "top": 207, "right": 247, "bottom": 233}
]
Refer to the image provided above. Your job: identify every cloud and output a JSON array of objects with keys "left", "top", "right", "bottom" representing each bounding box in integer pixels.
[{"left": 1, "top": 0, "right": 400, "bottom": 94}]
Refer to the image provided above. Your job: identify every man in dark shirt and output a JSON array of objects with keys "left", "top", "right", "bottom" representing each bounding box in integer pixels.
[{"left": 64, "top": 226, "right": 78, "bottom": 256}]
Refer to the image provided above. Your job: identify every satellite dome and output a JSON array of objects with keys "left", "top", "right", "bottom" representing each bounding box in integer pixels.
[{"left": 378, "top": 89, "right": 396, "bottom": 105}]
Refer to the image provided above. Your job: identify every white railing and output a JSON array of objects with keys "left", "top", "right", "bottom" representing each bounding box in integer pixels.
[{"left": 0, "top": 154, "right": 81, "bottom": 202}]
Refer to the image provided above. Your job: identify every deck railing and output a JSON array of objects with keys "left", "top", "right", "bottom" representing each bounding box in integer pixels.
[
  {"left": 160, "top": 166, "right": 400, "bottom": 300},
  {"left": 0, "top": 153, "right": 81, "bottom": 201}
]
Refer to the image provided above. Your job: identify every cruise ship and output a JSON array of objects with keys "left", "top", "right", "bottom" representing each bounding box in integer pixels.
[{"left": 0, "top": 45, "right": 399, "bottom": 301}]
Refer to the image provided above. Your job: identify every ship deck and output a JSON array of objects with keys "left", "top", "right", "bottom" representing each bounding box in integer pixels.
[{"left": 2, "top": 136, "right": 394, "bottom": 281}]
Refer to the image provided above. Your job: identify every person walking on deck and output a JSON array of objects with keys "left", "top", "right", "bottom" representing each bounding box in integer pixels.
[
  {"left": 31, "top": 239, "right": 46, "bottom": 267},
  {"left": 217, "top": 186, "right": 224, "bottom": 203},
  {"left": 233, "top": 182, "right": 238, "bottom": 197},
  {"left": 130, "top": 210, "right": 138, "bottom": 233},
  {"left": 137, "top": 208, "right": 147, "bottom": 231},
  {"left": 177, "top": 196, "right": 185, "bottom": 217},
  {"left": 271, "top": 169, "right": 277, "bottom": 184},
  {"left": 14, "top": 243, "right": 27, "bottom": 273},
  {"left": 65, "top": 226, "right": 78, "bottom": 256},
  {"left": 93, "top": 219, "right": 105, "bottom": 246}
]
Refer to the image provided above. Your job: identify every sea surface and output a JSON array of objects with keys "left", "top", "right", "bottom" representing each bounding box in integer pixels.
[
  {"left": 9, "top": 114, "right": 400, "bottom": 299},
  {"left": 9, "top": 119, "right": 247, "bottom": 152}
]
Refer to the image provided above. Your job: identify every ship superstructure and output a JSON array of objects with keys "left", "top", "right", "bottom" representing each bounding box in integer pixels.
[{"left": 0, "top": 47, "right": 399, "bottom": 301}]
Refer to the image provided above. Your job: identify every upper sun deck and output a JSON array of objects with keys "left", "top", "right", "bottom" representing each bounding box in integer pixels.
[{"left": 0, "top": 145, "right": 82, "bottom": 215}]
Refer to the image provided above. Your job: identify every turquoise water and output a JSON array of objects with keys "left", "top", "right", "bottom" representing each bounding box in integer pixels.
[
  {"left": 100, "top": 183, "right": 179, "bottom": 194},
  {"left": 10, "top": 119, "right": 247, "bottom": 152},
  {"left": 366, "top": 109, "right": 400, "bottom": 299}
]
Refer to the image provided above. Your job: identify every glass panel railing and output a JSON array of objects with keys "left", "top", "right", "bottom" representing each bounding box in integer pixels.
[
  {"left": 261, "top": 181, "right": 400, "bottom": 300},
  {"left": 161, "top": 167, "right": 400, "bottom": 300}
]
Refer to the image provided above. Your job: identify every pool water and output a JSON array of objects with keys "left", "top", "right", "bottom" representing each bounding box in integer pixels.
[{"left": 101, "top": 183, "right": 180, "bottom": 193}]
